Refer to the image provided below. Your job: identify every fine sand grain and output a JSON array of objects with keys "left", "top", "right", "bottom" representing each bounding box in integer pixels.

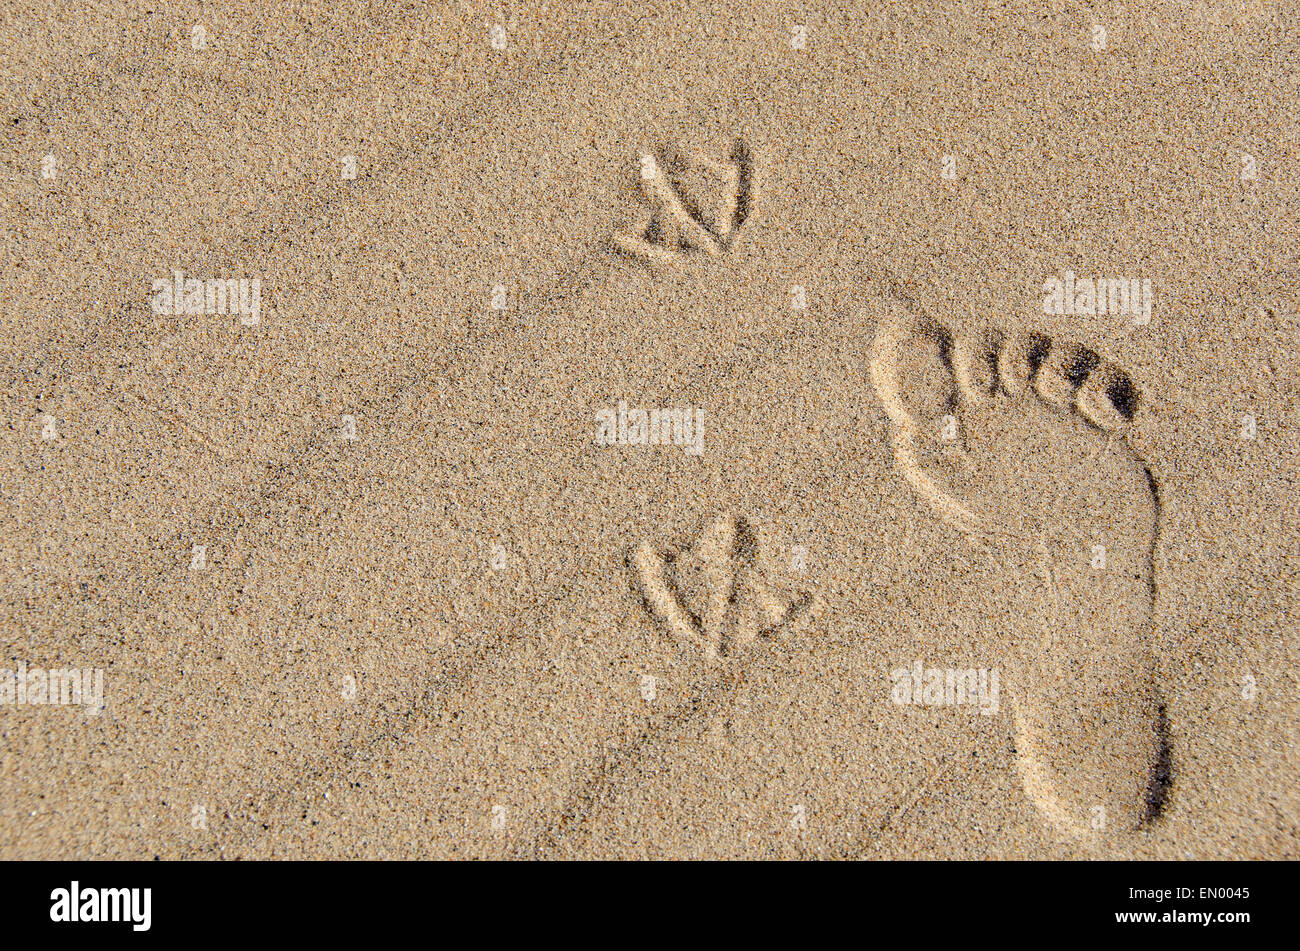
[{"left": 1, "top": 0, "right": 1296, "bottom": 859}]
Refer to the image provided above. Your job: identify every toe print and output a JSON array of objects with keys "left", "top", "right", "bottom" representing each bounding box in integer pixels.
[
  {"left": 870, "top": 306, "right": 1145, "bottom": 538},
  {"left": 949, "top": 329, "right": 1001, "bottom": 403},
  {"left": 869, "top": 303, "right": 1168, "bottom": 844}
]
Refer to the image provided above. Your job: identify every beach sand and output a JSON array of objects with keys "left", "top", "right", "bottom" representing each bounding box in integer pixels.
[{"left": 1, "top": 0, "right": 1296, "bottom": 858}]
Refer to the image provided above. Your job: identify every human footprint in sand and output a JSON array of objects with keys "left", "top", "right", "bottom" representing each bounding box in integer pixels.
[{"left": 869, "top": 302, "right": 1171, "bottom": 844}]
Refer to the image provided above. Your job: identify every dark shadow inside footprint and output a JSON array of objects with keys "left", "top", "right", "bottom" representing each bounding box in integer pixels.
[
  {"left": 731, "top": 515, "right": 759, "bottom": 569},
  {"left": 933, "top": 326, "right": 954, "bottom": 365},
  {"left": 1026, "top": 334, "right": 1052, "bottom": 377},
  {"left": 1107, "top": 376, "right": 1139, "bottom": 420},
  {"left": 1065, "top": 349, "right": 1101, "bottom": 385},
  {"left": 665, "top": 169, "right": 713, "bottom": 237},
  {"left": 731, "top": 139, "right": 753, "bottom": 233},
  {"left": 1140, "top": 702, "right": 1173, "bottom": 825}
]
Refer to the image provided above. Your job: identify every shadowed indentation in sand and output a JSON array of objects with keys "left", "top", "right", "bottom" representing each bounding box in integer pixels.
[
  {"left": 1142, "top": 702, "right": 1174, "bottom": 825},
  {"left": 631, "top": 514, "right": 818, "bottom": 666},
  {"left": 869, "top": 307, "right": 1171, "bottom": 846},
  {"left": 1108, "top": 376, "right": 1140, "bottom": 420},
  {"left": 1025, "top": 333, "right": 1053, "bottom": 377},
  {"left": 1065, "top": 349, "right": 1101, "bottom": 386},
  {"left": 1143, "top": 465, "right": 1163, "bottom": 605},
  {"left": 730, "top": 139, "right": 754, "bottom": 234},
  {"left": 612, "top": 140, "right": 755, "bottom": 266}
]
